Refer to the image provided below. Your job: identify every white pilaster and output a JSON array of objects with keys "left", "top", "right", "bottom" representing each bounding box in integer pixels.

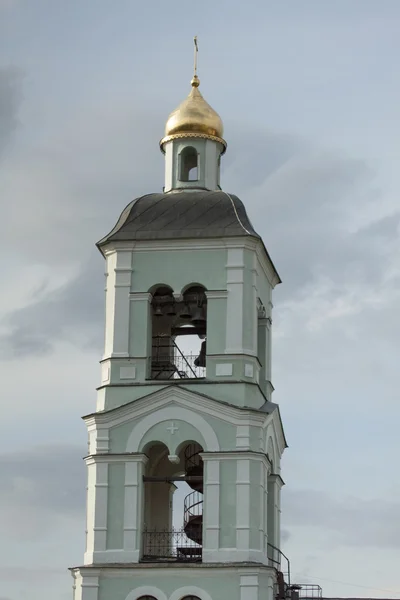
[
  {"left": 72, "top": 570, "right": 100, "bottom": 600},
  {"left": 225, "top": 247, "right": 244, "bottom": 353},
  {"left": 123, "top": 454, "right": 149, "bottom": 561},
  {"left": 202, "top": 455, "right": 220, "bottom": 554},
  {"left": 239, "top": 573, "right": 259, "bottom": 600},
  {"left": 103, "top": 249, "right": 133, "bottom": 360},
  {"left": 84, "top": 458, "right": 108, "bottom": 565},
  {"left": 236, "top": 457, "right": 251, "bottom": 551}
]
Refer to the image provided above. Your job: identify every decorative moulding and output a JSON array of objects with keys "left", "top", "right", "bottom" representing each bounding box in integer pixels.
[
  {"left": 244, "top": 364, "right": 254, "bottom": 378},
  {"left": 215, "top": 363, "right": 233, "bottom": 376},
  {"left": 120, "top": 366, "right": 136, "bottom": 380}
]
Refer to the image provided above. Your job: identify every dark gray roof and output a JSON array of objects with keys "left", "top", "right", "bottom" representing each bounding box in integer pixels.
[{"left": 97, "top": 190, "right": 261, "bottom": 247}]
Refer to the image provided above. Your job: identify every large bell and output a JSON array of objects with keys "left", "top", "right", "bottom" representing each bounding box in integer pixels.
[
  {"left": 166, "top": 303, "right": 177, "bottom": 316},
  {"left": 191, "top": 306, "right": 206, "bottom": 326},
  {"left": 180, "top": 304, "right": 192, "bottom": 319},
  {"left": 194, "top": 340, "right": 206, "bottom": 367},
  {"left": 153, "top": 305, "right": 163, "bottom": 317}
]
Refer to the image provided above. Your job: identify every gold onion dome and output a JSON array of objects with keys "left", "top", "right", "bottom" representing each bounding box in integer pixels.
[{"left": 160, "top": 74, "right": 226, "bottom": 153}]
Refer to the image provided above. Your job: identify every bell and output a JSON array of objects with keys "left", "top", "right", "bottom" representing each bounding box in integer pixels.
[
  {"left": 153, "top": 305, "right": 163, "bottom": 317},
  {"left": 180, "top": 304, "right": 192, "bottom": 319},
  {"left": 194, "top": 340, "right": 206, "bottom": 367},
  {"left": 166, "top": 303, "right": 177, "bottom": 316},
  {"left": 191, "top": 306, "right": 206, "bottom": 326}
]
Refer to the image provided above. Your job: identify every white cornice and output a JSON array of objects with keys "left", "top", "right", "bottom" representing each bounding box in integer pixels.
[
  {"left": 269, "top": 473, "right": 285, "bottom": 487},
  {"left": 101, "top": 237, "right": 280, "bottom": 287},
  {"left": 85, "top": 453, "right": 149, "bottom": 465},
  {"left": 201, "top": 451, "right": 271, "bottom": 467},
  {"left": 263, "top": 408, "right": 287, "bottom": 456},
  {"left": 83, "top": 386, "right": 274, "bottom": 430}
]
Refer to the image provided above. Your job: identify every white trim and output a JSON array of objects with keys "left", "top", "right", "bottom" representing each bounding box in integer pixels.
[
  {"left": 129, "top": 292, "right": 152, "bottom": 301},
  {"left": 236, "top": 459, "right": 250, "bottom": 550},
  {"left": 101, "top": 237, "right": 280, "bottom": 286},
  {"left": 84, "top": 462, "right": 108, "bottom": 564},
  {"left": 126, "top": 586, "right": 167, "bottom": 600},
  {"left": 84, "top": 385, "right": 273, "bottom": 428},
  {"left": 127, "top": 407, "right": 219, "bottom": 452},
  {"left": 169, "top": 586, "right": 212, "bottom": 600},
  {"left": 205, "top": 290, "right": 228, "bottom": 299},
  {"left": 202, "top": 458, "right": 220, "bottom": 552},
  {"left": 236, "top": 425, "right": 250, "bottom": 450},
  {"left": 202, "top": 548, "right": 267, "bottom": 564},
  {"left": 225, "top": 248, "right": 244, "bottom": 354},
  {"left": 85, "top": 454, "right": 149, "bottom": 465},
  {"left": 88, "top": 549, "right": 139, "bottom": 563}
]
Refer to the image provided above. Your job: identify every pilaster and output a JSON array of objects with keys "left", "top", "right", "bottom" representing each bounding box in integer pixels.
[
  {"left": 225, "top": 248, "right": 245, "bottom": 354},
  {"left": 84, "top": 458, "right": 108, "bottom": 564},
  {"left": 103, "top": 249, "right": 133, "bottom": 360},
  {"left": 201, "top": 454, "right": 220, "bottom": 554},
  {"left": 84, "top": 453, "right": 148, "bottom": 565},
  {"left": 71, "top": 569, "right": 100, "bottom": 600},
  {"left": 124, "top": 455, "right": 149, "bottom": 561}
]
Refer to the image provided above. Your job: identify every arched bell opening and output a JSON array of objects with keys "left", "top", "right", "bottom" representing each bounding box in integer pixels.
[
  {"left": 172, "top": 285, "right": 207, "bottom": 376},
  {"left": 150, "top": 284, "right": 207, "bottom": 380},
  {"left": 141, "top": 440, "right": 204, "bottom": 563},
  {"left": 179, "top": 146, "right": 199, "bottom": 182}
]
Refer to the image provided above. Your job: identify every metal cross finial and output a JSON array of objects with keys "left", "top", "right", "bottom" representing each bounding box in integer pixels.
[{"left": 193, "top": 35, "right": 198, "bottom": 77}]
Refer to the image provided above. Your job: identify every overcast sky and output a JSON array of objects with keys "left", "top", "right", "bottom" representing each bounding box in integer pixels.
[{"left": 1, "top": 1, "right": 400, "bottom": 599}]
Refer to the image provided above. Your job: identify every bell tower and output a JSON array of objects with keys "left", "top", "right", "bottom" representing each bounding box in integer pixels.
[{"left": 70, "top": 39, "right": 287, "bottom": 600}]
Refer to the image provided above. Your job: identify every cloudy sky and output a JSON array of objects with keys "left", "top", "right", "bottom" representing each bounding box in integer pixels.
[{"left": 1, "top": 1, "right": 400, "bottom": 599}]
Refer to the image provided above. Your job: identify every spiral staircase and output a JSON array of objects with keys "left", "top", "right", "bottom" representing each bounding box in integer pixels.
[{"left": 183, "top": 444, "right": 204, "bottom": 551}]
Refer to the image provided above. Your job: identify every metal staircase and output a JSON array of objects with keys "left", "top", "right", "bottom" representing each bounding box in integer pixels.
[{"left": 183, "top": 444, "right": 204, "bottom": 546}]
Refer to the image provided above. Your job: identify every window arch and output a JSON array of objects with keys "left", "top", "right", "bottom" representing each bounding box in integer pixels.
[
  {"left": 137, "top": 597, "right": 157, "bottom": 600},
  {"left": 179, "top": 146, "right": 198, "bottom": 181},
  {"left": 181, "top": 597, "right": 202, "bottom": 600}
]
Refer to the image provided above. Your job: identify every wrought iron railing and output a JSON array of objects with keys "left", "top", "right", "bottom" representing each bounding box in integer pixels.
[
  {"left": 150, "top": 337, "right": 206, "bottom": 380},
  {"left": 267, "top": 542, "right": 291, "bottom": 584},
  {"left": 184, "top": 490, "right": 203, "bottom": 526},
  {"left": 142, "top": 528, "right": 202, "bottom": 562},
  {"left": 295, "top": 584, "right": 323, "bottom": 599},
  {"left": 184, "top": 443, "right": 203, "bottom": 470}
]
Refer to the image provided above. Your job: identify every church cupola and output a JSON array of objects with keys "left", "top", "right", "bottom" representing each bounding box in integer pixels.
[{"left": 160, "top": 37, "right": 226, "bottom": 192}]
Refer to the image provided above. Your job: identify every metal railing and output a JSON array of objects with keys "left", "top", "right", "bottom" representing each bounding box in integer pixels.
[
  {"left": 267, "top": 542, "right": 291, "bottom": 584},
  {"left": 142, "top": 528, "right": 202, "bottom": 562},
  {"left": 295, "top": 584, "right": 323, "bottom": 599},
  {"left": 184, "top": 490, "right": 203, "bottom": 526},
  {"left": 151, "top": 337, "right": 206, "bottom": 380}
]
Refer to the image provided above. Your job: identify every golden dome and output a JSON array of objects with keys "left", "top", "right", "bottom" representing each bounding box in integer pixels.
[{"left": 160, "top": 75, "right": 226, "bottom": 152}]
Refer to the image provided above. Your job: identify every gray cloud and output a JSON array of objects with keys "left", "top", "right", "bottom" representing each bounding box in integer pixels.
[
  {"left": 2, "top": 114, "right": 399, "bottom": 360},
  {"left": 0, "top": 445, "right": 86, "bottom": 540},
  {"left": 283, "top": 489, "right": 400, "bottom": 549},
  {"left": 0, "top": 66, "right": 22, "bottom": 157},
  {"left": 0, "top": 254, "right": 104, "bottom": 359}
]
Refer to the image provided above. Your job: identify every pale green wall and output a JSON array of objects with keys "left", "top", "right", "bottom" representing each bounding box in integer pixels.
[
  {"left": 129, "top": 299, "right": 150, "bottom": 357},
  {"left": 108, "top": 406, "right": 235, "bottom": 453},
  {"left": 106, "top": 463, "right": 125, "bottom": 549},
  {"left": 140, "top": 421, "right": 206, "bottom": 453},
  {"left": 219, "top": 460, "right": 237, "bottom": 547},
  {"left": 206, "top": 296, "right": 227, "bottom": 355},
  {"left": 131, "top": 249, "right": 227, "bottom": 293},
  {"left": 98, "top": 571, "right": 241, "bottom": 600}
]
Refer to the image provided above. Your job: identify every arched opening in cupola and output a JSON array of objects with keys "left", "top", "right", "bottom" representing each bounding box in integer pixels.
[
  {"left": 150, "top": 284, "right": 207, "bottom": 380},
  {"left": 179, "top": 146, "right": 199, "bottom": 182},
  {"left": 142, "top": 440, "right": 204, "bottom": 563}
]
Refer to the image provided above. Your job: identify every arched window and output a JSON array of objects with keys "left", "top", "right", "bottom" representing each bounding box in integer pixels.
[
  {"left": 137, "top": 596, "right": 157, "bottom": 600},
  {"left": 181, "top": 597, "right": 202, "bottom": 600},
  {"left": 179, "top": 147, "right": 198, "bottom": 181}
]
